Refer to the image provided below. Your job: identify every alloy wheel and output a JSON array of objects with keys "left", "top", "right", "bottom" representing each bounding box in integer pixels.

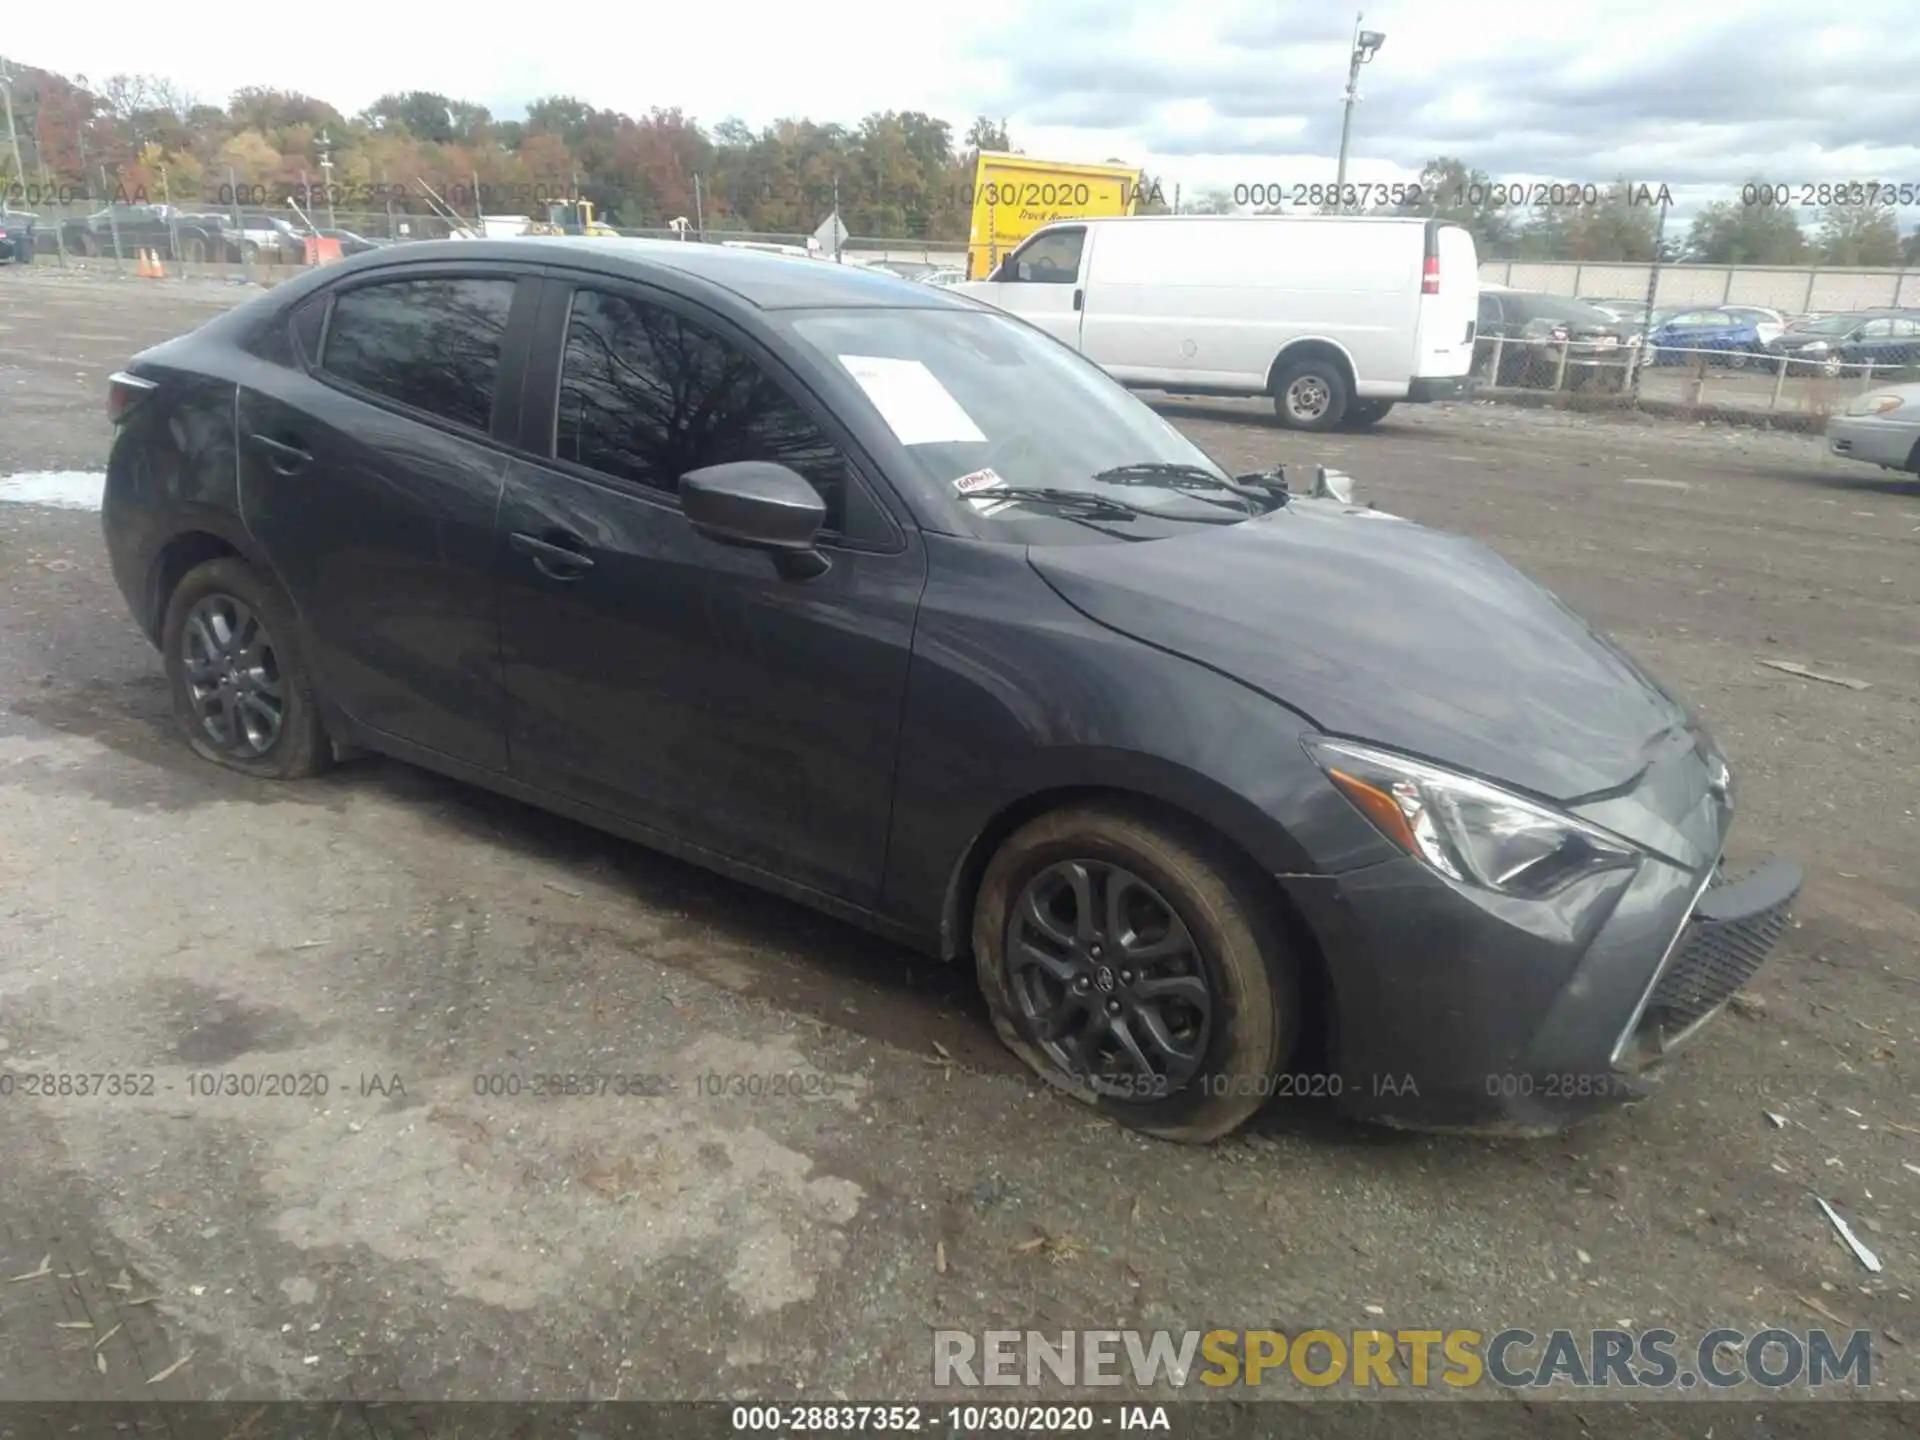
[
  {"left": 180, "top": 593, "right": 285, "bottom": 758},
  {"left": 1004, "top": 859, "right": 1214, "bottom": 1100}
]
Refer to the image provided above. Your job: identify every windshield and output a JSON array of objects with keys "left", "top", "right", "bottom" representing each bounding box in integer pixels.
[
  {"left": 1790, "top": 313, "right": 1860, "bottom": 335},
  {"left": 787, "top": 307, "right": 1248, "bottom": 535},
  {"left": 1510, "top": 295, "right": 1620, "bottom": 326}
]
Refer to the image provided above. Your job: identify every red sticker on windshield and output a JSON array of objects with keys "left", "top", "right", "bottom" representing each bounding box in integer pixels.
[{"left": 953, "top": 468, "right": 1005, "bottom": 494}]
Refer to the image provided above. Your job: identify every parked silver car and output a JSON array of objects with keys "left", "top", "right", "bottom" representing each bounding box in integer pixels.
[{"left": 1825, "top": 382, "right": 1920, "bottom": 473}]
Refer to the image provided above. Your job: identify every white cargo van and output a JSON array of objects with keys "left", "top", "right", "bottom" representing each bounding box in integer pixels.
[{"left": 952, "top": 214, "right": 1480, "bottom": 431}]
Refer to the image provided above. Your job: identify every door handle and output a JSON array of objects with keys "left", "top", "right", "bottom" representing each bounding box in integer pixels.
[
  {"left": 1072, "top": 287, "right": 1084, "bottom": 312},
  {"left": 249, "top": 432, "right": 312, "bottom": 474},
  {"left": 510, "top": 529, "right": 596, "bottom": 579}
]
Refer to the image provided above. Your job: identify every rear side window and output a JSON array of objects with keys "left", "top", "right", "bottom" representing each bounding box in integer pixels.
[
  {"left": 321, "top": 276, "right": 516, "bottom": 433},
  {"left": 289, "top": 295, "right": 328, "bottom": 368}
]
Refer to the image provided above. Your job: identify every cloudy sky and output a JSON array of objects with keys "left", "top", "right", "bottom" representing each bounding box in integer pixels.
[{"left": 8, "top": 0, "right": 1920, "bottom": 219}]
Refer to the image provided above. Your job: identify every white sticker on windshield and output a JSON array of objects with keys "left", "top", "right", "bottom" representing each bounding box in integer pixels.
[
  {"left": 838, "top": 355, "right": 986, "bottom": 446},
  {"left": 953, "top": 466, "right": 1015, "bottom": 514}
]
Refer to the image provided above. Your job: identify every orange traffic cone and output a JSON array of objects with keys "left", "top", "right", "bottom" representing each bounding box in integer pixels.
[
  {"left": 136, "top": 249, "right": 155, "bottom": 278},
  {"left": 151, "top": 250, "right": 166, "bottom": 278}
]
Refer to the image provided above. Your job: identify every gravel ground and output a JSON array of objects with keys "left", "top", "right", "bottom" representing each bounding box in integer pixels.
[{"left": 1, "top": 269, "right": 1917, "bottom": 1426}]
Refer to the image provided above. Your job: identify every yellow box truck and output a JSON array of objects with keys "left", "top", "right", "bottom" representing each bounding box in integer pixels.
[{"left": 966, "top": 152, "right": 1146, "bottom": 280}]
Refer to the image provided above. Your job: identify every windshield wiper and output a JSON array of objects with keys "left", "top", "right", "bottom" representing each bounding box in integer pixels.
[
  {"left": 971, "top": 487, "right": 1244, "bottom": 525},
  {"left": 1089, "top": 462, "right": 1273, "bottom": 510}
]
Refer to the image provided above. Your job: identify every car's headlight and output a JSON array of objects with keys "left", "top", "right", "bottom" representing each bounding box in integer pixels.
[
  {"left": 1846, "top": 392, "right": 1906, "bottom": 417},
  {"left": 1305, "top": 738, "right": 1644, "bottom": 898}
]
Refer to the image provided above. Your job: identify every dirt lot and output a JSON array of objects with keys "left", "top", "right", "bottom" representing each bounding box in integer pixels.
[{"left": 2, "top": 270, "right": 1917, "bottom": 1424}]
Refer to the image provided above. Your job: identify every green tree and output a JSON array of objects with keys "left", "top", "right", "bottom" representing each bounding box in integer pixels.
[
  {"left": 1685, "top": 181, "right": 1808, "bottom": 263},
  {"left": 1396, "top": 156, "right": 1515, "bottom": 256},
  {"left": 1816, "top": 201, "right": 1901, "bottom": 266}
]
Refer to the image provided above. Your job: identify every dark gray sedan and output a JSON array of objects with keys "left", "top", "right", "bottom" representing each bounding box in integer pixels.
[{"left": 97, "top": 238, "right": 1801, "bottom": 1142}]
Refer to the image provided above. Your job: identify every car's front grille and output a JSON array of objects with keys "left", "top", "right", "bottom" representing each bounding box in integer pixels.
[{"left": 1644, "top": 870, "right": 1795, "bottom": 1029}]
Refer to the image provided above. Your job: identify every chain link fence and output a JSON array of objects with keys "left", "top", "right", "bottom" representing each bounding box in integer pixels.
[
  {"left": 0, "top": 199, "right": 965, "bottom": 283},
  {"left": 1475, "top": 323, "right": 1920, "bottom": 418}
]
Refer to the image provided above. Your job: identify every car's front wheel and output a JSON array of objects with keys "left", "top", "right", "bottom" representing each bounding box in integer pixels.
[
  {"left": 162, "top": 557, "right": 329, "bottom": 780},
  {"left": 973, "top": 804, "right": 1298, "bottom": 1143}
]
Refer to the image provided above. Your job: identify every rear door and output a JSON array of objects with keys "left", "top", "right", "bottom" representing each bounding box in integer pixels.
[
  {"left": 237, "top": 265, "right": 539, "bottom": 770},
  {"left": 954, "top": 225, "right": 1090, "bottom": 350},
  {"left": 1412, "top": 221, "right": 1478, "bottom": 379}
]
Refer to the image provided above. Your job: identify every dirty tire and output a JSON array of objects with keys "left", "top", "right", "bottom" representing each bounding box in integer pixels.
[
  {"left": 1343, "top": 399, "right": 1395, "bottom": 428},
  {"left": 1271, "top": 357, "right": 1349, "bottom": 431},
  {"left": 162, "top": 557, "right": 329, "bottom": 781},
  {"left": 973, "top": 805, "right": 1297, "bottom": 1143}
]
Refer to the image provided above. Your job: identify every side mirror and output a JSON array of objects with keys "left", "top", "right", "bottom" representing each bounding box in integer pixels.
[
  {"left": 1311, "top": 467, "right": 1354, "bottom": 504},
  {"left": 680, "top": 461, "right": 830, "bottom": 580}
]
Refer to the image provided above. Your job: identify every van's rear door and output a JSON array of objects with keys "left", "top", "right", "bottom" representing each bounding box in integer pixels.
[{"left": 1412, "top": 221, "right": 1478, "bottom": 382}]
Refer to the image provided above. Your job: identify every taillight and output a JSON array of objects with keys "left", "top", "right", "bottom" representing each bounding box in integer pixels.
[
  {"left": 107, "top": 370, "right": 158, "bottom": 426},
  {"left": 1422, "top": 253, "right": 1439, "bottom": 295}
]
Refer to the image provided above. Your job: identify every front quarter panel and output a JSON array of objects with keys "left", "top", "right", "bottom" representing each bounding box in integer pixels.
[{"left": 881, "top": 533, "right": 1401, "bottom": 953}]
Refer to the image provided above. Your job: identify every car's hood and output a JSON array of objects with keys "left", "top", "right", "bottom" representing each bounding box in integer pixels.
[{"left": 1026, "top": 499, "right": 1692, "bottom": 802}]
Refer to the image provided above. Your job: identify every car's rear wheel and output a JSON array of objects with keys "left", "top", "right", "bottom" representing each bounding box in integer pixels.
[
  {"left": 180, "top": 235, "right": 208, "bottom": 264},
  {"left": 1271, "top": 358, "right": 1349, "bottom": 431},
  {"left": 973, "top": 805, "right": 1298, "bottom": 1143},
  {"left": 1342, "top": 399, "right": 1394, "bottom": 428},
  {"left": 162, "top": 557, "right": 329, "bottom": 780}
]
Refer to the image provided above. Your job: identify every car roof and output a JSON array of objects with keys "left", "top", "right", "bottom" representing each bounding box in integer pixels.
[{"left": 329, "top": 236, "right": 978, "bottom": 312}]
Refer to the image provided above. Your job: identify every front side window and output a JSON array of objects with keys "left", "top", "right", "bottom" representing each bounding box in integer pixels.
[
  {"left": 556, "top": 288, "right": 849, "bottom": 532},
  {"left": 1006, "top": 228, "right": 1084, "bottom": 283},
  {"left": 1857, "top": 319, "right": 1893, "bottom": 339},
  {"left": 321, "top": 276, "right": 516, "bottom": 433}
]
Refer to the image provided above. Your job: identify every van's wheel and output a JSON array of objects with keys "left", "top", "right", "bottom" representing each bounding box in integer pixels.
[
  {"left": 161, "top": 557, "right": 330, "bottom": 780},
  {"left": 1342, "top": 399, "right": 1394, "bottom": 428},
  {"left": 972, "top": 804, "right": 1298, "bottom": 1144},
  {"left": 1271, "top": 358, "right": 1349, "bottom": 431}
]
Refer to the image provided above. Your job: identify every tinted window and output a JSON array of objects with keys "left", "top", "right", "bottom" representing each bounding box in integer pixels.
[
  {"left": 289, "top": 295, "right": 328, "bottom": 367},
  {"left": 1009, "top": 228, "right": 1084, "bottom": 283},
  {"left": 1509, "top": 295, "right": 1617, "bottom": 326},
  {"left": 1858, "top": 318, "right": 1893, "bottom": 338},
  {"left": 321, "top": 277, "right": 516, "bottom": 433},
  {"left": 556, "top": 288, "right": 848, "bottom": 532}
]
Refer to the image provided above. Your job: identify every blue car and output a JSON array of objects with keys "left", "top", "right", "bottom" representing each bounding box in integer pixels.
[{"left": 1646, "top": 307, "right": 1788, "bottom": 368}]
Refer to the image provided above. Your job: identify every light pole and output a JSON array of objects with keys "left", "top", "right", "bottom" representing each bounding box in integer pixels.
[
  {"left": 318, "top": 130, "right": 337, "bottom": 230},
  {"left": 0, "top": 62, "right": 28, "bottom": 205},
  {"left": 1333, "top": 14, "right": 1386, "bottom": 212}
]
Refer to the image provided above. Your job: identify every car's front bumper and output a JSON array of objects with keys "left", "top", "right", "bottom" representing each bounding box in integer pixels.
[
  {"left": 1827, "top": 413, "right": 1919, "bottom": 470},
  {"left": 1281, "top": 844, "right": 1803, "bottom": 1136}
]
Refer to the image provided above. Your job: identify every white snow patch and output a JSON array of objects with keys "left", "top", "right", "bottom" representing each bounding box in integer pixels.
[{"left": 0, "top": 472, "right": 106, "bottom": 510}]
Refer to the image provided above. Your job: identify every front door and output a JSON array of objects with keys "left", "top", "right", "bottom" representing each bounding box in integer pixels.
[
  {"left": 958, "top": 225, "right": 1089, "bottom": 351},
  {"left": 494, "top": 279, "right": 926, "bottom": 905},
  {"left": 237, "top": 267, "right": 537, "bottom": 770}
]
